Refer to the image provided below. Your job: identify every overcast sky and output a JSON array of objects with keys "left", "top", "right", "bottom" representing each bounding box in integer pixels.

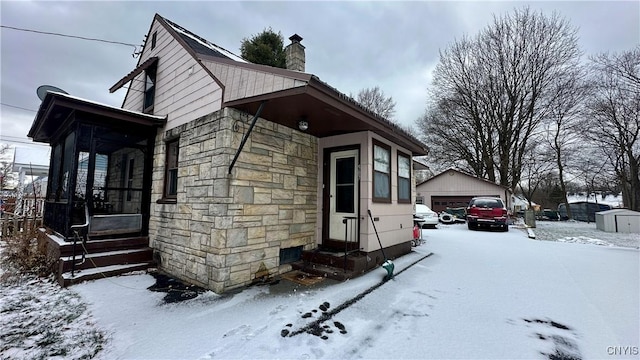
[{"left": 1, "top": 1, "right": 638, "bottom": 147}]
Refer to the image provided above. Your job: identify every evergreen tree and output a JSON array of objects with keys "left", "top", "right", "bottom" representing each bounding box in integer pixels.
[{"left": 240, "top": 28, "right": 286, "bottom": 68}]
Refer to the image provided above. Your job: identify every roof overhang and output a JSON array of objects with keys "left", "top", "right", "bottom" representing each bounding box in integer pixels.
[
  {"left": 109, "top": 56, "right": 158, "bottom": 93},
  {"left": 28, "top": 92, "right": 166, "bottom": 143},
  {"left": 224, "top": 77, "right": 428, "bottom": 156},
  {"left": 413, "top": 160, "right": 430, "bottom": 171}
]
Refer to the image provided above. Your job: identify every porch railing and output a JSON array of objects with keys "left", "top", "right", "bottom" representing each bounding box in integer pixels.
[
  {"left": 0, "top": 211, "right": 43, "bottom": 238},
  {"left": 342, "top": 216, "right": 358, "bottom": 272},
  {"left": 70, "top": 204, "right": 90, "bottom": 277}
]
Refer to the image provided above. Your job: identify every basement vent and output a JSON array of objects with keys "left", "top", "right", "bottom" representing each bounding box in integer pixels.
[{"left": 279, "top": 246, "right": 303, "bottom": 265}]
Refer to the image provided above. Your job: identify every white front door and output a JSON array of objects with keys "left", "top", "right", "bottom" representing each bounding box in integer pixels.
[{"left": 328, "top": 149, "right": 359, "bottom": 244}]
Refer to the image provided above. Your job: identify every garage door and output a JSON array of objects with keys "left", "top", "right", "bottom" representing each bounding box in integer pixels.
[{"left": 431, "top": 196, "right": 473, "bottom": 213}]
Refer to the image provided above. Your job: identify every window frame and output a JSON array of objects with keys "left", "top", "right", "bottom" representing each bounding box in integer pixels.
[
  {"left": 143, "top": 63, "right": 157, "bottom": 114},
  {"left": 372, "top": 140, "right": 391, "bottom": 203},
  {"left": 162, "top": 138, "right": 179, "bottom": 201},
  {"left": 397, "top": 151, "right": 411, "bottom": 204},
  {"left": 151, "top": 31, "right": 157, "bottom": 49}
]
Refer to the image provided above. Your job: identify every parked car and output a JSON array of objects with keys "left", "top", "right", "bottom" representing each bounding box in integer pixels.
[
  {"left": 466, "top": 197, "right": 509, "bottom": 231},
  {"left": 536, "top": 209, "right": 560, "bottom": 221},
  {"left": 415, "top": 204, "right": 439, "bottom": 229}
]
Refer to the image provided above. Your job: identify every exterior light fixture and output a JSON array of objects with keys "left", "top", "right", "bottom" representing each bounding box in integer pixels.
[{"left": 298, "top": 118, "right": 309, "bottom": 131}]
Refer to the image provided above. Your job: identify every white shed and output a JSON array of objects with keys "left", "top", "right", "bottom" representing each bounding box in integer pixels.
[{"left": 595, "top": 209, "right": 640, "bottom": 234}]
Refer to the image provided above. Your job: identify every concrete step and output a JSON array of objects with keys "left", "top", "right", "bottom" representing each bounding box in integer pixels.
[
  {"left": 58, "top": 236, "right": 149, "bottom": 257},
  {"left": 60, "top": 247, "right": 153, "bottom": 273},
  {"left": 60, "top": 262, "right": 155, "bottom": 287}
]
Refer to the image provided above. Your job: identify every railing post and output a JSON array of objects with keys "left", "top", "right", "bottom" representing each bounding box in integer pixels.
[{"left": 70, "top": 205, "right": 91, "bottom": 277}]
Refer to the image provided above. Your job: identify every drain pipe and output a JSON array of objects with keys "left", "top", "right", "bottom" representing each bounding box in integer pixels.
[{"left": 228, "top": 101, "right": 267, "bottom": 175}]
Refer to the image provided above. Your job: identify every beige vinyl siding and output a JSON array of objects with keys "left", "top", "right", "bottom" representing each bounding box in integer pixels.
[
  {"left": 317, "top": 131, "right": 414, "bottom": 252},
  {"left": 202, "top": 60, "right": 307, "bottom": 102},
  {"left": 121, "top": 19, "right": 222, "bottom": 131},
  {"left": 364, "top": 133, "right": 413, "bottom": 251}
]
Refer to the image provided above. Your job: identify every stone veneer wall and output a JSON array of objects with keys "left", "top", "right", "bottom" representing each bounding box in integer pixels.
[{"left": 149, "top": 107, "right": 318, "bottom": 293}]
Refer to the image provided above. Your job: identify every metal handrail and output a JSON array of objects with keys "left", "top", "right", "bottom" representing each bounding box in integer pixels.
[
  {"left": 342, "top": 216, "right": 358, "bottom": 272},
  {"left": 70, "top": 205, "right": 90, "bottom": 277}
]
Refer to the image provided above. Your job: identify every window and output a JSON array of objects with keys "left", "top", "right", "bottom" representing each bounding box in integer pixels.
[
  {"left": 151, "top": 31, "right": 157, "bottom": 49},
  {"left": 335, "top": 157, "right": 355, "bottom": 213},
  {"left": 144, "top": 63, "right": 157, "bottom": 113},
  {"left": 372, "top": 141, "right": 391, "bottom": 202},
  {"left": 397, "top": 152, "right": 411, "bottom": 203},
  {"left": 164, "top": 139, "right": 179, "bottom": 199}
]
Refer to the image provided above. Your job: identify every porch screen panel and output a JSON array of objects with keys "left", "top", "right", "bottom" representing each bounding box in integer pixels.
[
  {"left": 48, "top": 143, "right": 62, "bottom": 200},
  {"left": 60, "top": 132, "right": 76, "bottom": 201},
  {"left": 75, "top": 152, "right": 90, "bottom": 200},
  {"left": 335, "top": 157, "right": 355, "bottom": 213}
]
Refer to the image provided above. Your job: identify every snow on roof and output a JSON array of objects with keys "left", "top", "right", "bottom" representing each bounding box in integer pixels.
[
  {"left": 166, "top": 20, "right": 247, "bottom": 63},
  {"left": 566, "top": 193, "right": 624, "bottom": 208},
  {"left": 46, "top": 91, "right": 166, "bottom": 121},
  {"left": 597, "top": 208, "right": 640, "bottom": 215},
  {"left": 512, "top": 195, "right": 537, "bottom": 207}
]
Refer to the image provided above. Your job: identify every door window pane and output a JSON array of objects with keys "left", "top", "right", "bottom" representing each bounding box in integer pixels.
[
  {"left": 335, "top": 157, "right": 355, "bottom": 213},
  {"left": 336, "top": 157, "right": 355, "bottom": 184}
]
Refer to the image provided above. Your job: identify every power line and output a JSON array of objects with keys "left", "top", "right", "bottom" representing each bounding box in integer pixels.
[
  {"left": 0, "top": 137, "right": 45, "bottom": 146},
  {"left": 1, "top": 25, "right": 139, "bottom": 53},
  {"left": 1, "top": 103, "right": 37, "bottom": 113}
]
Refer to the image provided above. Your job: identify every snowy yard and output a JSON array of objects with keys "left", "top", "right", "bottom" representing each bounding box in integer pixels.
[
  {"left": 1, "top": 222, "right": 638, "bottom": 359},
  {"left": 531, "top": 220, "right": 639, "bottom": 248}
]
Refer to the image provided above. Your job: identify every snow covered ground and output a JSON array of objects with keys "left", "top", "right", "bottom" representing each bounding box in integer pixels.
[
  {"left": 531, "top": 220, "right": 639, "bottom": 249},
  {"left": 1, "top": 222, "right": 638, "bottom": 359}
]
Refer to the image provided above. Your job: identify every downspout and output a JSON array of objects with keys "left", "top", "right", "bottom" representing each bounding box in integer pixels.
[{"left": 228, "top": 101, "right": 267, "bottom": 175}]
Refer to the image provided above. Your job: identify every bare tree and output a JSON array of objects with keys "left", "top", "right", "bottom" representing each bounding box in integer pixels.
[
  {"left": 417, "top": 7, "right": 581, "bottom": 190},
  {"left": 541, "top": 66, "right": 588, "bottom": 219},
  {"left": 583, "top": 47, "right": 640, "bottom": 210},
  {"left": 354, "top": 86, "right": 396, "bottom": 120},
  {"left": 518, "top": 141, "right": 556, "bottom": 208},
  {"left": 0, "top": 144, "right": 15, "bottom": 191}
]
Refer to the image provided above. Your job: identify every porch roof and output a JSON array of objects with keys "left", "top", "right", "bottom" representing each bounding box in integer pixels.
[
  {"left": 224, "top": 76, "right": 428, "bottom": 156},
  {"left": 28, "top": 92, "right": 166, "bottom": 143}
]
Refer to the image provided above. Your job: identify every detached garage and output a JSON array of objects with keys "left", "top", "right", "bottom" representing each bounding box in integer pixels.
[
  {"left": 416, "top": 168, "right": 512, "bottom": 213},
  {"left": 596, "top": 209, "right": 640, "bottom": 234}
]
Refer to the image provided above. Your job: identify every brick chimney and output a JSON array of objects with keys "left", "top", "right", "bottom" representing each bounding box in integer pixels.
[{"left": 285, "top": 34, "right": 305, "bottom": 72}]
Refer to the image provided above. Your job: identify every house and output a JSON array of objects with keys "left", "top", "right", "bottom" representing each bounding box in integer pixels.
[
  {"left": 511, "top": 195, "right": 540, "bottom": 215},
  {"left": 595, "top": 209, "right": 640, "bottom": 234},
  {"left": 11, "top": 146, "right": 50, "bottom": 216},
  {"left": 29, "top": 14, "right": 427, "bottom": 292},
  {"left": 415, "top": 168, "right": 512, "bottom": 213}
]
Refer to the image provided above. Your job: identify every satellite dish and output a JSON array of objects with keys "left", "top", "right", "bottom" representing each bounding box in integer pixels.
[{"left": 37, "top": 85, "right": 68, "bottom": 101}]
